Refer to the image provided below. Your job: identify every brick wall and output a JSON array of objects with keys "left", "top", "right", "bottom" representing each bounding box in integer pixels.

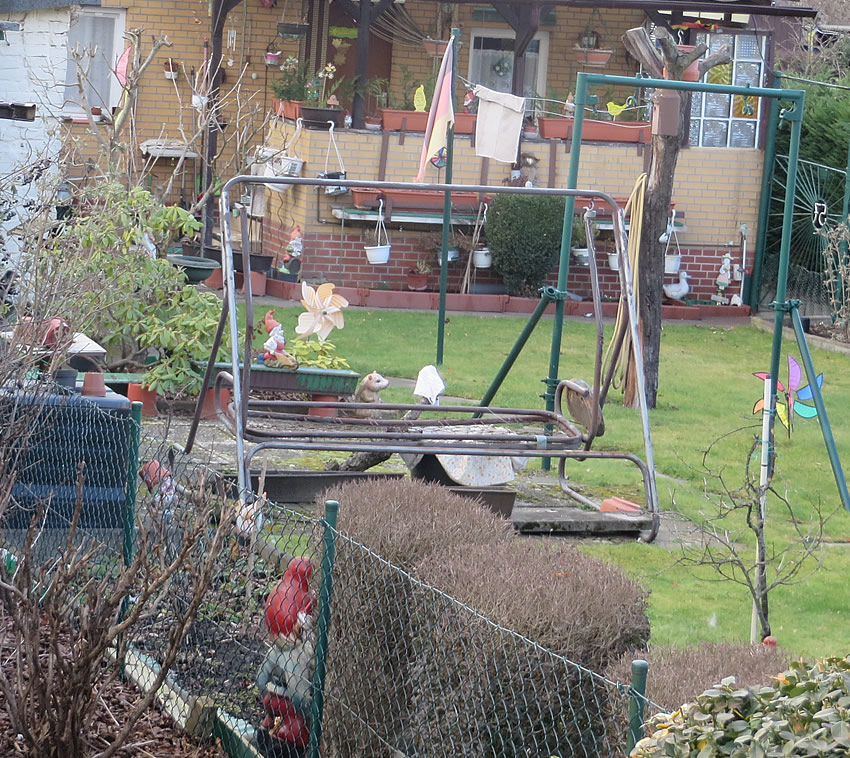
[{"left": 262, "top": 124, "right": 763, "bottom": 301}]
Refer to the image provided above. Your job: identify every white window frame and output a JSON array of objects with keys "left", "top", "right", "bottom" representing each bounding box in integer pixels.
[
  {"left": 688, "top": 31, "right": 767, "bottom": 149},
  {"left": 466, "top": 27, "right": 549, "bottom": 100},
  {"left": 63, "top": 8, "right": 127, "bottom": 118}
]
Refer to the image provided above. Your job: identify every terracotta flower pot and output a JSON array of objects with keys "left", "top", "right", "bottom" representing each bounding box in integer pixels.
[
  {"left": 242, "top": 270, "right": 267, "bottom": 297},
  {"left": 407, "top": 271, "right": 429, "bottom": 291},
  {"left": 380, "top": 109, "right": 429, "bottom": 131},
  {"left": 200, "top": 386, "right": 231, "bottom": 419},
  {"left": 127, "top": 382, "right": 158, "bottom": 417},
  {"left": 574, "top": 47, "right": 614, "bottom": 67},
  {"left": 308, "top": 393, "right": 339, "bottom": 417},
  {"left": 81, "top": 372, "right": 106, "bottom": 397}
]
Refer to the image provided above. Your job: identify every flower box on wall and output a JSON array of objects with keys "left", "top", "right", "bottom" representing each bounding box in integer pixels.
[
  {"left": 454, "top": 112, "right": 477, "bottom": 134},
  {"left": 350, "top": 187, "right": 484, "bottom": 212},
  {"left": 380, "top": 109, "right": 429, "bottom": 131},
  {"left": 300, "top": 106, "right": 343, "bottom": 129},
  {"left": 273, "top": 99, "right": 302, "bottom": 120},
  {"left": 538, "top": 117, "right": 650, "bottom": 143}
]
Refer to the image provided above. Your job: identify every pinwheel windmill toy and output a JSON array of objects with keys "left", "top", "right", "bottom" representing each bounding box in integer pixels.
[{"left": 753, "top": 355, "right": 823, "bottom": 436}]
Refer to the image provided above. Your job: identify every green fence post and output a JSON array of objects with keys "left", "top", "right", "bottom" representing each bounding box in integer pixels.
[
  {"left": 123, "top": 401, "right": 142, "bottom": 568},
  {"left": 627, "top": 659, "right": 649, "bottom": 754},
  {"left": 308, "top": 499, "right": 339, "bottom": 758}
]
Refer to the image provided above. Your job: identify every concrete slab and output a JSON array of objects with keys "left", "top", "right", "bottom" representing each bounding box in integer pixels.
[{"left": 511, "top": 504, "right": 653, "bottom": 535}]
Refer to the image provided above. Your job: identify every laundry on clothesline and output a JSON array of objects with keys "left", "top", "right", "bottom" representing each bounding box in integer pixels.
[{"left": 473, "top": 86, "right": 525, "bottom": 164}]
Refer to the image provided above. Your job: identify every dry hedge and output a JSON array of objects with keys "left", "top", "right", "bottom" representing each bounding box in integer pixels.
[
  {"left": 319, "top": 479, "right": 512, "bottom": 756},
  {"left": 319, "top": 480, "right": 650, "bottom": 757}
]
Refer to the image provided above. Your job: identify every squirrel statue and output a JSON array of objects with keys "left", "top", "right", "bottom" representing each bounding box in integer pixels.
[{"left": 349, "top": 370, "right": 390, "bottom": 418}]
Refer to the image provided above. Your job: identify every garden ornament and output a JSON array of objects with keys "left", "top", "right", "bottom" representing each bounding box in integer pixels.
[
  {"left": 140, "top": 460, "right": 175, "bottom": 508},
  {"left": 262, "top": 309, "right": 298, "bottom": 369},
  {"left": 753, "top": 354, "right": 822, "bottom": 433},
  {"left": 715, "top": 253, "right": 733, "bottom": 296},
  {"left": 257, "top": 558, "right": 316, "bottom": 755},
  {"left": 662, "top": 270, "right": 690, "bottom": 301},
  {"left": 351, "top": 371, "right": 390, "bottom": 418},
  {"left": 295, "top": 281, "right": 348, "bottom": 341}
]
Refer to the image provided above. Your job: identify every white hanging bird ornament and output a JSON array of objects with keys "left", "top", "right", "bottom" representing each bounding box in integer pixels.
[{"left": 663, "top": 270, "right": 690, "bottom": 301}]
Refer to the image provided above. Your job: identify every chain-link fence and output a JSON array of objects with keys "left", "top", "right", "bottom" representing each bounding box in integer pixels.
[{"left": 0, "top": 383, "right": 658, "bottom": 758}]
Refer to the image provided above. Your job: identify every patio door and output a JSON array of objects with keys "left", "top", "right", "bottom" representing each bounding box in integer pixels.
[{"left": 467, "top": 28, "right": 549, "bottom": 100}]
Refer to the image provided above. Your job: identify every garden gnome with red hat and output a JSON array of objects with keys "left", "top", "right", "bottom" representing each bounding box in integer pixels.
[{"left": 256, "top": 558, "right": 316, "bottom": 758}]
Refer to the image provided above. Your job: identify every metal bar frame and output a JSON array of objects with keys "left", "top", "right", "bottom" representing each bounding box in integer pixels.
[{"left": 196, "top": 175, "right": 659, "bottom": 526}]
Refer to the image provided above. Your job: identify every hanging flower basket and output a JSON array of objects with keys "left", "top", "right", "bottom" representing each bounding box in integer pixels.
[
  {"left": 574, "top": 46, "right": 614, "bottom": 67},
  {"left": 472, "top": 247, "right": 492, "bottom": 269}
]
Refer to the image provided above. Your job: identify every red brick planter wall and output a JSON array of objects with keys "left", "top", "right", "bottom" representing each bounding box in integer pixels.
[{"left": 264, "top": 220, "right": 746, "bottom": 303}]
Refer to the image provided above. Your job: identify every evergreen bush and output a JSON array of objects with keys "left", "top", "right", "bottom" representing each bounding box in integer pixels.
[{"left": 485, "top": 195, "right": 586, "bottom": 297}]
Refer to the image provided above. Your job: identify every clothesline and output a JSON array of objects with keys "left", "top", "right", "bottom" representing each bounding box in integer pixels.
[{"left": 456, "top": 76, "right": 646, "bottom": 119}]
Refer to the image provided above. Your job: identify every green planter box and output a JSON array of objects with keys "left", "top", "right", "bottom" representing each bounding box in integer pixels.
[{"left": 199, "top": 362, "right": 360, "bottom": 396}]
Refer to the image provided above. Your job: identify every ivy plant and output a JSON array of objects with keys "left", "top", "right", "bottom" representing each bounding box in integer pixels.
[{"left": 632, "top": 656, "right": 850, "bottom": 758}]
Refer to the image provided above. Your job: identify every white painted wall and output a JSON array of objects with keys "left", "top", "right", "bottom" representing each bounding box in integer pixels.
[{"left": 0, "top": 7, "right": 70, "bottom": 258}]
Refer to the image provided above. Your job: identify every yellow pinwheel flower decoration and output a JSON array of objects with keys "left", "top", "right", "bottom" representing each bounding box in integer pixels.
[{"left": 295, "top": 281, "right": 349, "bottom": 342}]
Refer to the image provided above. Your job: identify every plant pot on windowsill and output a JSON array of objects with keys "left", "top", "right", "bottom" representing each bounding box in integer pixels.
[
  {"left": 300, "top": 105, "right": 342, "bottom": 129},
  {"left": 574, "top": 46, "right": 614, "bottom": 67},
  {"left": 607, "top": 252, "right": 620, "bottom": 271}
]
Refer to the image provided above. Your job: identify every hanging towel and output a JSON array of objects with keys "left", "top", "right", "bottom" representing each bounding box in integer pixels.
[{"left": 473, "top": 86, "right": 525, "bottom": 163}]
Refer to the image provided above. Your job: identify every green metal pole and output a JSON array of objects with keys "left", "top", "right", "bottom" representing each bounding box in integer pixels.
[
  {"left": 627, "top": 659, "right": 649, "bottom": 753},
  {"left": 767, "top": 98, "right": 804, "bottom": 463},
  {"left": 308, "top": 499, "right": 339, "bottom": 758},
  {"left": 749, "top": 72, "right": 783, "bottom": 310},
  {"left": 542, "top": 71, "right": 588, "bottom": 471},
  {"left": 436, "top": 28, "right": 460, "bottom": 365},
  {"left": 837, "top": 139, "right": 850, "bottom": 315},
  {"left": 790, "top": 307, "right": 850, "bottom": 510},
  {"left": 478, "top": 288, "right": 556, "bottom": 410},
  {"left": 123, "top": 401, "right": 142, "bottom": 568}
]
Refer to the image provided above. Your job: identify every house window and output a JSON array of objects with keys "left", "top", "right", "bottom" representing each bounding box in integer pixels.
[
  {"left": 688, "top": 32, "right": 766, "bottom": 148},
  {"left": 64, "top": 8, "right": 126, "bottom": 116},
  {"left": 467, "top": 28, "right": 549, "bottom": 100}
]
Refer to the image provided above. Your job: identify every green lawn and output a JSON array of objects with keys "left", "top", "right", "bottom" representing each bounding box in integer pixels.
[{"left": 236, "top": 302, "right": 850, "bottom": 658}]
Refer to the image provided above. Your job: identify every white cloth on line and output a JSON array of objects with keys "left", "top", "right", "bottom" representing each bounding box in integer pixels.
[{"left": 473, "top": 86, "right": 526, "bottom": 164}]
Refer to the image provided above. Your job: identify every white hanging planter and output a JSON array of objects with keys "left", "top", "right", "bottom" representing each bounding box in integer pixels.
[
  {"left": 365, "top": 199, "right": 391, "bottom": 264},
  {"left": 472, "top": 247, "right": 492, "bottom": 269},
  {"left": 365, "top": 244, "right": 391, "bottom": 264},
  {"left": 665, "top": 254, "right": 682, "bottom": 274},
  {"left": 571, "top": 247, "right": 590, "bottom": 267},
  {"left": 607, "top": 252, "right": 620, "bottom": 271}
]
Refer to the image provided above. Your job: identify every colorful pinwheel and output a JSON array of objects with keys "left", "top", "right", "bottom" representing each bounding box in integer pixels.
[
  {"left": 295, "top": 281, "right": 348, "bottom": 342},
  {"left": 752, "top": 355, "right": 823, "bottom": 434}
]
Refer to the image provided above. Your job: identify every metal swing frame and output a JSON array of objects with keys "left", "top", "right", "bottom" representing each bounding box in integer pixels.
[{"left": 184, "top": 175, "right": 661, "bottom": 539}]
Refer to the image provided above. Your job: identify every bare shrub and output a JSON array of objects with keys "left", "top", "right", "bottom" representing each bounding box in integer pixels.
[
  {"left": 319, "top": 477, "right": 512, "bottom": 568},
  {"left": 406, "top": 541, "right": 649, "bottom": 757},
  {"left": 319, "top": 478, "right": 511, "bottom": 757},
  {"left": 607, "top": 642, "right": 790, "bottom": 713}
]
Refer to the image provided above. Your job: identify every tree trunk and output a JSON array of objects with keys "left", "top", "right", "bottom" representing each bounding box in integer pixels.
[
  {"left": 621, "top": 26, "right": 731, "bottom": 409},
  {"left": 637, "top": 120, "right": 686, "bottom": 408}
]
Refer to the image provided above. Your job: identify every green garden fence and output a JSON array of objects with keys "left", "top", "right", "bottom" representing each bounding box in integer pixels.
[{"left": 0, "top": 381, "right": 658, "bottom": 758}]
